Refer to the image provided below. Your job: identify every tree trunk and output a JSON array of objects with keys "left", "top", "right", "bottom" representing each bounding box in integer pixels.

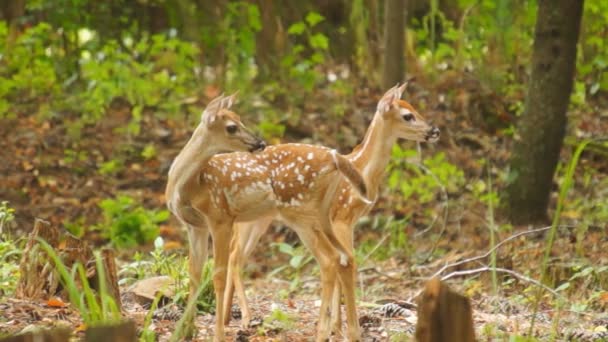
[
  {"left": 381, "top": 0, "right": 406, "bottom": 89},
  {"left": 253, "top": 0, "right": 282, "bottom": 78},
  {"left": 0, "top": 0, "right": 25, "bottom": 47},
  {"left": 506, "top": 0, "right": 583, "bottom": 225}
]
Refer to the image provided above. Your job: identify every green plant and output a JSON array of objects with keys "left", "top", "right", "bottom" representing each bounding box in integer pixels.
[
  {"left": 577, "top": 0, "right": 608, "bottom": 96},
  {"left": 279, "top": 12, "right": 330, "bottom": 114},
  {"left": 37, "top": 239, "right": 121, "bottom": 325},
  {"left": 98, "top": 159, "right": 123, "bottom": 176},
  {"left": 257, "top": 308, "right": 296, "bottom": 336},
  {"left": 356, "top": 215, "right": 412, "bottom": 262},
  {"left": 63, "top": 217, "right": 86, "bottom": 238},
  {"left": 0, "top": 239, "right": 21, "bottom": 297},
  {"left": 139, "top": 291, "right": 162, "bottom": 342},
  {"left": 77, "top": 33, "right": 200, "bottom": 126},
  {"left": 0, "top": 22, "right": 61, "bottom": 118},
  {"left": 269, "top": 242, "right": 314, "bottom": 291},
  {"left": 529, "top": 140, "right": 592, "bottom": 334},
  {"left": 119, "top": 238, "right": 214, "bottom": 313},
  {"left": 141, "top": 144, "right": 157, "bottom": 160},
  {"left": 220, "top": 1, "right": 261, "bottom": 91},
  {"left": 387, "top": 147, "right": 465, "bottom": 204},
  {"left": 0, "top": 201, "right": 15, "bottom": 234},
  {"left": 96, "top": 196, "right": 167, "bottom": 249}
]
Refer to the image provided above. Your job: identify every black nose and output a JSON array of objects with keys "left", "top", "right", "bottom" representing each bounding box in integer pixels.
[
  {"left": 426, "top": 126, "right": 440, "bottom": 141},
  {"left": 252, "top": 140, "right": 266, "bottom": 152}
]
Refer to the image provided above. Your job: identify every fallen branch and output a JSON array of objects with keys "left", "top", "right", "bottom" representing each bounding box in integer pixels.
[
  {"left": 430, "top": 226, "right": 559, "bottom": 279},
  {"left": 440, "top": 266, "right": 561, "bottom": 298}
]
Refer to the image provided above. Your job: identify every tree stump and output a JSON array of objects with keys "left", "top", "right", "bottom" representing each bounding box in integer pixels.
[
  {"left": 84, "top": 321, "right": 137, "bottom": 342},
  {"left": 15, "top": 219, "right": 122, "bottom": 310},
  {"left": 0, "top": 327, "right": 70, "bottom": 342},
  {"left": 415, "top": 278, "right": 476, "bottom": 342}
]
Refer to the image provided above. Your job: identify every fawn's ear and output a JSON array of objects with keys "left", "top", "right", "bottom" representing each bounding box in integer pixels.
[
  {"left": 377, "top": 84, "right": 400, "bottom": 113},
  {"left": 221, "top": 91, "right": 239, "bottom": 110},
  {"left": 202, "top": 93, "right": 225, "bottom": 125},
  {"left": 396, "top": 82, "right": 408, "bottom": 98}
]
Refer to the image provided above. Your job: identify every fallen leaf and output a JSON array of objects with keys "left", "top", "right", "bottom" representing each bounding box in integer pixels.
[{"left": 47, "top": 297, "right": 67, "bottom": 308}]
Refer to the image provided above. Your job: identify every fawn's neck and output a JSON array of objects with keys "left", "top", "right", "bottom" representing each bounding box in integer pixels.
[
  {"left": 167, "top": 128, "right": 217, "bottom": 204},
  {"left": 349, "top": 113, "right": 397, "bottom": 200}
]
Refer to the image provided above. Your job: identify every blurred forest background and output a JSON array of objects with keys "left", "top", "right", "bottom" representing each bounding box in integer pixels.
[{"left": 0, "top": 0, "right": 607, "bottom": 340}]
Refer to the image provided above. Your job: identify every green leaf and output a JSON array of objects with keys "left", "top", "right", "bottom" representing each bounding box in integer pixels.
[
  {"left": 276, "top": 242, "right": 294, "bottom": 255},
  {"left": 309, "top": 33, "right": 329, "bottom": 50},
  {"left": 305, "top": 12, "right": 325, "bottom": 27},
  {"left": 287, "top": 22, "right": 306, "bottom": 36},
  {"left": 290, "top": 255, "right": 304, "bottom": 268},
  {"left": 555, "top": 282, "right": 570, "bottom": 292}
]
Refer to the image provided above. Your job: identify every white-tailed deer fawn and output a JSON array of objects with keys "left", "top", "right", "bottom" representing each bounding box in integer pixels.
[
  {"left": 166, "top": 93, "right": 371, "bottom": 341},
  {"left": 224, "top": 83, "right": 440, "bottom": 335}
]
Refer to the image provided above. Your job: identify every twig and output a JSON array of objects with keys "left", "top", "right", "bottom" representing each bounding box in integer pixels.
[
  {"left": 440, "top": 266, "right": 561, "bottom": 298},
  {"left": 430, "top": 226, "right": 560, "bottom": 279}
]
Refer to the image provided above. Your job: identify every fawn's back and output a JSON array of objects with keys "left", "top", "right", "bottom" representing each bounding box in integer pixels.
[{"left": 199, "top": 144, "right": 343, "bottom": 221}]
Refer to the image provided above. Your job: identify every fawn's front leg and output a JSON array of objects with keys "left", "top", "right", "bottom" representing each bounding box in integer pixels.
[{"left": 209, "top": 222, "right": 233, "bottom": 342}]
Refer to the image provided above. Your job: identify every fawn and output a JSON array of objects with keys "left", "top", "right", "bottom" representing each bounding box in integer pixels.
[
  {"left": 166, "top": 93, "right": 371, "bottom": 341},
  {"left": 223, "top": 83, "right": 440, "bottom": 335}
]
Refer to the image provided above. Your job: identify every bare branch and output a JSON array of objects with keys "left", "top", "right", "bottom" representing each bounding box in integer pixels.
[
  {"left": 440, "top": 266, "right": 561, "bottom": 298},
  {"left": 430, "top": 226, "right": 563, "bottom": 279}
]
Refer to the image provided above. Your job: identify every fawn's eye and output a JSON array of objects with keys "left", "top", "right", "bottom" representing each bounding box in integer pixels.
[
  {"left": 402, "top": 113, "right": 415, "bottom": 122},
  {"left": 226, "top": 124, "right": 239, "bottom": 134}
]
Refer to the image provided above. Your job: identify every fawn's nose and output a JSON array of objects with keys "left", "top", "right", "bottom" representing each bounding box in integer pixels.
[
  {"left": 251, "top": 139, "right": 266, "bottom": 152},
  {"left": 426, "top": 126, "right": 440, "bottom": 142}
]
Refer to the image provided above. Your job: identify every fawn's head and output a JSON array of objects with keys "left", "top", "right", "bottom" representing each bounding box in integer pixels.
[
  {"left": 377, "top": 83, "right": 440, "bottom": 143},
  {"left": 197, "top": 93, "right": 266, "bottom": 153}
]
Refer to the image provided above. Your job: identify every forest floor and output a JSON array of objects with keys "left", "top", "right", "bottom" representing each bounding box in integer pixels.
[{"left": 1, "top": 77, "right": 607, "bottom": 341}]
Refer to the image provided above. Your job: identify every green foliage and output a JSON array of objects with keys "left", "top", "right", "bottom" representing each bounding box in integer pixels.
[
  {"left": 77, "top": 33, "right": 200, "bottom": 124},
  {"left": 37, "top": 239, "right": 121, "bottom": 325},
  {"left": 279, "top": 11, "right": 330, "bottom": 113},
  {"left": 96, "top": 196, "right": 167, "bottom": 249},
  {"left": 64, "top": 217, "right": 86, "bottom": 238},
  {"left": 0, "top": 237, "right": 21, "bottom": 296},
  {"left": 270, "top": 242, "right": 314, "bottom": 291},
  {"left": 221, "top": 1, "right": 261, "bottom": 90},
  {"left": 0, "top": 22, "right": 60, "bottom": 118},
  {"left": 357, "top": 216, "right": 412, "bottom": 262},
  {"left": 0, "top": 202, "right": 19, "bottom": 295},
  {"left": 578, "top": 0, "right": 608, "bottom": 96},
  {"left": 257, "top": 308, "right": 296, "bottom": 336},
  {"left": 529, "top": 140, "right": 592, "bottom": 334},
  {"left": 119, "top": 238, "right": 215, "bottom": 314},
  {"left": 0, "top": 201, "right": 15, "bottom": 234},
  {"left": 140, "top": 144, "right": 157, "bottom": 160},
  {"left": 169, "top": 259, "right": 216, "bottom": 341},
  {"left": 0, "top": 21, "right": 200, "bottom": 127},
  {"left": 387, "top": 147, "right": 465, "bottom": 203},
  {"left": 98, "top": 159, "right": 123, "bottom": 176}
]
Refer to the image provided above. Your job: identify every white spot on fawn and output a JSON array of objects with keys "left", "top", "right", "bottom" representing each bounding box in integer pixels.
[
  {"left": 339, "top": 253, "right": 349, "bottom": 266},
  {"left": 307, "top": 152, "right": 314, "bottom": 160}
]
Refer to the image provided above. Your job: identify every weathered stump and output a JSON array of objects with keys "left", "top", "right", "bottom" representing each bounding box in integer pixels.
[
  {"left": 0, "top": 327, "right": 70, "bottom": 342},
  {"left": 84, "top": 321, "right": 137, "bottom": 342},
  {"left": 15, "top": 219, "right": 121, "bottom": 310},
  {"left": 415, "top": 278, "right": 476, "bottom": 342}
]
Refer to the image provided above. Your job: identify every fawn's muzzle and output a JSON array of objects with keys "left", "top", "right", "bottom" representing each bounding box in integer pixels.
[
  {"left": 426, "top": 126, "right": 440, "bottom": 142},
  {"left": 250, "top": 139, "right": 267, "bottom": 152}
]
